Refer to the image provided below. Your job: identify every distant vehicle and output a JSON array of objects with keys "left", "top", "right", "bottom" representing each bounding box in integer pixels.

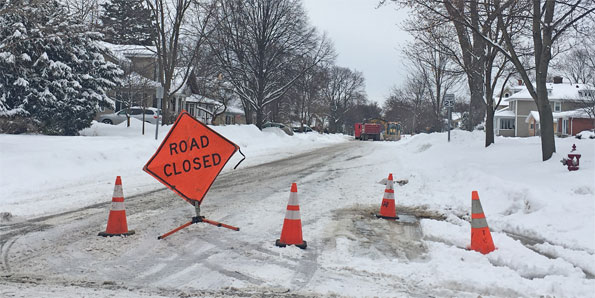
[
  {"left": 355, "top": 119, "right": 401, "bottom": 141},
  {"left": 262, "top": 122, "right": 294, "bottom": 135},
  {"left": 292, "top": 125, "right": 313, "bottom": 133},
  {"left": 98, "top": 107, "right": 161, "bottom": 125},
  {"left": 358, "top": 123, "right": 382, "bottom": 141}
]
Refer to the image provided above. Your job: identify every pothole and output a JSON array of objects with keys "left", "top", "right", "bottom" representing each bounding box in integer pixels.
[{"left": 325, "top": 204, "right": 432, "bottom": 261}]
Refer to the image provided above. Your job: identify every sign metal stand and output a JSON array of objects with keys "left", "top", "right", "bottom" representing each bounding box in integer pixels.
[
  {"left": 158, "top": 201, "right": 239, "bottom": 240},
  {"left": 444, "top": 94, "right": 455, "bottom": 142}
]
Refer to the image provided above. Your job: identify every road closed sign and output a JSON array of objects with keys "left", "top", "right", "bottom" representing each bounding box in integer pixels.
[{"left": 143, "top": 111, "right": 239, "bottom": 205}]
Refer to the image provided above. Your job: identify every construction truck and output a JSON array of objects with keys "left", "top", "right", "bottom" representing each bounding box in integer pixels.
[
  {"left": 354, "top": 119, "right": 401, "bottom": 141},
  {"left": 384, "top": 122, "right": 402, "bottom": 141}
]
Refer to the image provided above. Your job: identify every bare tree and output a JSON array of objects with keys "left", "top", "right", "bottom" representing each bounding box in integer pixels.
[
  {"left": 290, "top": 61, "right": 329, "bottom": 129},
  {"left": 399, "top": 0, "right": 520, "bottom": 146},
  {"left": 145, "top": 0, "right": 216, "bottom": 124},
  {"left": 558, "top": 46, "right": 595, "bottom": 84},
  {"left": 207, "top": 0, "right": 333, "bottom": 128},
  {"left": 62, "top": 0, "right": 102, "bottom": 29},
  {"left": 403, "top": 34, "right": 462, "bottom": 132},
  {"left": 322, "top": 66, "right": 366, "bottom": 133}
]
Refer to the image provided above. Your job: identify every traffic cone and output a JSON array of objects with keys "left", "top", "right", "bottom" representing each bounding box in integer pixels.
[
  {"left": 98, "top": 176, "right": 135, "bottom": 237},
  {"left": 275, "top": 183, "right": 307, "bottom": 249},
  {"left": 469, "top": 191, "right": 495, "bottom": 254},
  {"left": 376, "top": 173, "right": 398, "bottom": 220}
]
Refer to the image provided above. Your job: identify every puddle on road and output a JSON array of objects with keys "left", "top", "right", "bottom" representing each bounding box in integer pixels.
[{"left": 326, "top": 205, "right": 445, "bottom": 261}]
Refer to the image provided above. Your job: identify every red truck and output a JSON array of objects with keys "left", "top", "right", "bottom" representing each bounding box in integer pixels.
[{"left": 354, "top": 123, "right": 382, "bottom": 141}]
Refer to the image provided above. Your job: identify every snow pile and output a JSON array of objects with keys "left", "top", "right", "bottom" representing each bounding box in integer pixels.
[{"left": 0, "top": 120, "right": 348, "bottom": 217}]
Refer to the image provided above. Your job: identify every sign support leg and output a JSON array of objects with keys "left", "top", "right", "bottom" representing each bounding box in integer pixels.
[{"left": 157, "top": 201, "right": 239, "bottom": 240}]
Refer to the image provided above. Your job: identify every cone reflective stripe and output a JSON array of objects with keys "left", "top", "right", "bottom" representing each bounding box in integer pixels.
[
  {"left": 469, "top": 191, "right": 495, "bottom": 254},
  {"left": 276, "top": 183, "right": 307, "bottom": 249},
  {"left": 99, "top": 176, "right": 135, "bottom": 237},
  {"left": 376, "top": 173, "right": 399, "bottom": 220}
]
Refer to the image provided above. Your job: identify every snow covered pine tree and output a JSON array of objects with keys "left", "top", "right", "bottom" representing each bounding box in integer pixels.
[{"left": 0, "top": 1, "right": 122, "bottom": 135}]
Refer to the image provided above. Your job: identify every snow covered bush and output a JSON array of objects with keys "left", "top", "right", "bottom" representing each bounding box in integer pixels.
[{"left": 0, "top": 1, "right": 122, "bottom": 135}]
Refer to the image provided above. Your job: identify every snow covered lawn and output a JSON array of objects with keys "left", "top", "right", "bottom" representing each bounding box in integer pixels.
[{"left": 1, "top": 121, "right": 594, "bottom": 297}]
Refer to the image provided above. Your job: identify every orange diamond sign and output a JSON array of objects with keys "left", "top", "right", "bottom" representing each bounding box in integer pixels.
[{"left": 143, "top": 111, "right": 239, "bottom": 205}]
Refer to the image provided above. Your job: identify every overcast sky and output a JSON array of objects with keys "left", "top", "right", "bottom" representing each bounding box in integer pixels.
[{"left": 302, "top": 0, "right": 412, "bottom": 105}]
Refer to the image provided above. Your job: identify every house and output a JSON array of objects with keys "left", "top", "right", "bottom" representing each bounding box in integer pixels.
[
  {"left": 169, "top": 69, "right": 246, "bottom": 125},
  {"left": 99, "top": 42, "right": 159, "bottom": 112},
  {"left": 494, "top": 77, "right": 594, "bottom": 137},
  {"left": 99, "top": 44, "right": 245, "bottom": 125}
]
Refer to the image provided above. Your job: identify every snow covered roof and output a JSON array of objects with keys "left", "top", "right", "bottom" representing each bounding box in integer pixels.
[
  {"left": 495, "top": 109, "right": 515, "bottom": 118},
  {"left": 171, "top": 67, "right": 192, "bottom": 95},
  {"left": 525, "top": 109, "right": 590, "bottom": 123},
  {"left": 553, "top": 109, "right": 592, "bottom": 119},
  {"left": 122, "top": 72, "right": 160, "bottom": 87},
  {"left": 525, "top": 111, "right": 541, "bottom": 123},
  {"left": 99, "top": 41, "right": 156, "bottom": 61},
  {"left": 185, "top": 94, "right": 220, "bottom": 104},
  {"left": 505, "top": 82, "right": 595, "bottom": 102},
  {"left": 184, "top": 95, "right": 245, "bottom": 115},
  {"left": 226, "top": 105, "right": 244, "bottom": 115}
]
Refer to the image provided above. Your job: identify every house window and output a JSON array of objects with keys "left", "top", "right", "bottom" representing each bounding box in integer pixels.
[
  {"left": 225, "top": 115, "right": 234, "bottom": 125},
  {"left": 553, "top": 102, "right": 561, "bottom": 112},
  {"left": 530, "top": 123, "right": 534, "bottom": 129},
  {"left": 500, "top": 119, "right": 515, "bottom": 130}
]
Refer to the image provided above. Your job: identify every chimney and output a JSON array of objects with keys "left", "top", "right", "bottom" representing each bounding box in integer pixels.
[
  {"left": 553, "top": 76, "right": 563, "bottom": 84},
  {"left": 517, "top": 79, "right": 523, "bottom": 86}
]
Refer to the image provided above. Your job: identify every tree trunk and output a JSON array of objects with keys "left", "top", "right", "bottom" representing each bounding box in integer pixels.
[
  {"left": 469, "top": 76, "right": 486, "bottom": 130},
  {"left": 536, "top": 79, "right": 556, "bottom": 160},
  {"left": 256, "top": 109, "right": 264, "bottom": 129},
  {"left": 485, "top": 108, "right": 495, "bottom": 147}
]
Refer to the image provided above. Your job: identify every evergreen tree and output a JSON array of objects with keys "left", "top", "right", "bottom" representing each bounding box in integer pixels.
[
  {"left": 0, "top": 1, "right": 123, "bottom": 135},
  {"left": 100, "top": 0, "right": 154, "bottom": 45}
]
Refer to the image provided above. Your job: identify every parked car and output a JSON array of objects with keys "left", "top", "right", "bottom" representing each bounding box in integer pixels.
[
  {"left": 292, "top": 125, "right": 313, "bottom": 133},
  {"left": 262, "top": 122, "right": 293, "bottom": 135},
  {"left": 98, "top": 107, "right": 161, "bottom": 125}
]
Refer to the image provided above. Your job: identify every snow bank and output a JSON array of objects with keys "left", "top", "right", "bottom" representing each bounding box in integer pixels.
[{"left": 0, "top": 120, "right": 348, "bottom": 217}]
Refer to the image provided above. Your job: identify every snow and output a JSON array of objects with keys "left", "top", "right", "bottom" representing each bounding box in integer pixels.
[
  {"left": 495, "top": 109, "right": 515, "bottom": 117},
  {"left": 506, "top": 82, "right": 595, "bottom": 102},
  {"left": 0, "top": 119, "right": 347, "bottom": 217},
  {"left": 1, "top": 124, "right": 594, "bottom": 297}
]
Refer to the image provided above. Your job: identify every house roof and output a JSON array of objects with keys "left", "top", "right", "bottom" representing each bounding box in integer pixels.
[
  {"left": 122, "top": 72, "right": 160, "bottom": 88},
  {"left": 99, "top": 42, "right": 157, "bottom": 62},
  {"left": 184, "top": 95, "right": 245, "bottom": 115},
  {"left": 494, "top": 109, "right": 515, "bottom": 118},
  {"left": 554, "top": 109, "right": 591, "bottom": 119},
  {"left": 525, "top": 109, "right": 590, "bottom": 123},
  {"left": 185, "top": 94, "right": 220, "bottom": 104},
  {"left": 505, "top": 82, "right": 594, "bottom": 102},
  {"left": 525, "top": 111, "right": 541, "bottom": 123},
  {"left": 171, "top": 67, "right": 193, "bottom": 95}
]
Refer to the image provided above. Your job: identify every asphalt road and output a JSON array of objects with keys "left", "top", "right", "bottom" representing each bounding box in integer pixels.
[{"left": 0, "top": 141, "right": 434, "bottom": 297}]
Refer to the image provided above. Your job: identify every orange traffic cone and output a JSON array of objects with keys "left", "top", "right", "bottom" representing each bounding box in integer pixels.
[
  {"left": 376, "top": 173, "right": 398, "bottom": 220},
  {"left": 98, "top": 176, "right": 135, "bottom": 237},
  {"left": 469, "top": 191, "right": 495, "bottom": 254},
  {"left": 275, "top": 183, "right": 307, "bottom": 249}
]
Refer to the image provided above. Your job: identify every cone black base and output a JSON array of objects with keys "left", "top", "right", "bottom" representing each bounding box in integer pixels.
[
  {"left": 375, "top": 214, "right": 399, "bottom": 220},
  {"left": 275, "top": 239, "right": 307, "bottom": 249},
  {"left": 98, "top": 230, "right": 136, "bottom": 237}
]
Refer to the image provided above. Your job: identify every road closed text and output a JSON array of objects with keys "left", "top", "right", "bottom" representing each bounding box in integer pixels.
[{"left": 162, "top": 136, "right": 222, "bottom": 177}]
